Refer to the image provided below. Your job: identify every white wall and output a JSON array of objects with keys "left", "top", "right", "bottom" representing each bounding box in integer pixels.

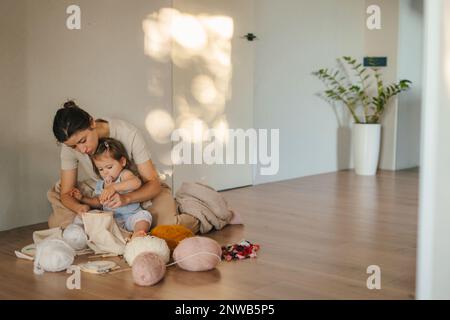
[
  {"left": 416, "top": 0, "right": 450, "bottom": 300},
  {"left": 253, "top": 0, "right": 419, "bottom": 184},
  {"left": 253, "top": 0, "right": 366, "bottom": 184},
  {"left": 396, "top": 0, "right": 423, "bottom": 169},
  {"left": 0, "top": 0, "right": 28, "bottom": 230},
  {"left": 0, "top": 0, "right": 173, "bottom": 231},
  {"left": 364, "top": 0, "right": 400, "bottom": 170}
]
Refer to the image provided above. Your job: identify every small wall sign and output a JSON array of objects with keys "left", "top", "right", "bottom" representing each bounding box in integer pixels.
[{"left": 363, "top": 57, "right": 387, "bottom": 67}]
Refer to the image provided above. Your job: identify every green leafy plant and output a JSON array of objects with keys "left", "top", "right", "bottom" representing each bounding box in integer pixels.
[{"left": 312, "top": 56, "right": 412, "bottom": 124}]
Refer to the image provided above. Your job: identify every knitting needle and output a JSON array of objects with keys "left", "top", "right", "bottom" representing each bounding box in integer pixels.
[
  {"left": 97, "top": 265, "right": 121, "bottom": 274},
  {"left": 106, "top": 267, "right": 131, "bottom": 275}
]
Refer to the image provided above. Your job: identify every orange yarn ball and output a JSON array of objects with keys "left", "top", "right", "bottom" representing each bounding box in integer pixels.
[{"left": 150, "top": 225, "right": 194, "bottom": 251}]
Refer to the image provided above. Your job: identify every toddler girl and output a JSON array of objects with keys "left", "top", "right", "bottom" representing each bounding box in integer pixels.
[{"left": 71, "top": 138, "right": 152, "bottom": 238}]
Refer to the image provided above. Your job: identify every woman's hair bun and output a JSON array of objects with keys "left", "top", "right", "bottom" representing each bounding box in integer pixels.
[{"left": 63, "top": 100, "right": 77, "bottom": 109}]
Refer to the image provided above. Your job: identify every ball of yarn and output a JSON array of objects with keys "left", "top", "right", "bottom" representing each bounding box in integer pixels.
[
  {"left": 150, "top": 225, "right": 194, "bottom": 251},
  {"left": 132, "top": 252, "right": 166, "bottom": 286},
  {"left": 33, "top": 239, "right": 75, "bottom": 275},
  {"left": 63, "top": 223, "right": 88, "bottom": 250},
  {"left": 124, "top": 236, "right": 170, "bottom": 266},
  {"left": 173, "top": 236, "right": 222, "bottom": 272}
]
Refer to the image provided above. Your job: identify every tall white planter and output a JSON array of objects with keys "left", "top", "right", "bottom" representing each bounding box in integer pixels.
[{"left": 353, "top": 124, "right": 381, "bottom": 176}]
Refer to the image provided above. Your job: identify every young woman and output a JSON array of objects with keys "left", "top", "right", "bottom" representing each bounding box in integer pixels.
[{"left": 48, "top": 100, "right": 199, "bottom": 234}]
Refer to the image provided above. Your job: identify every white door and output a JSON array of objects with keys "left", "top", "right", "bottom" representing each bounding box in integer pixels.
[{"left": 170, "top": 0, "right": 255, "bottom": 191}]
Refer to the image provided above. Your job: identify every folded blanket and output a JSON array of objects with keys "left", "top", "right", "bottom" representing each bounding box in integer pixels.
[{"left": 175, "top": 182, "right": 234, "bottom": 234}]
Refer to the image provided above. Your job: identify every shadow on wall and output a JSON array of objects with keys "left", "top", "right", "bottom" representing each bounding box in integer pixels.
[
  {"left": 319, "top": 97, "right": 353, "bottom": 170},
  {"left": 337, "top": 126, "right": 352, "bottom": 170}
]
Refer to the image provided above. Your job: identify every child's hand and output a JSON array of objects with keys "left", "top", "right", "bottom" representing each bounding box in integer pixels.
[
  {"left": 99, "top": 185, "right": 116, "bottom": 204},
  {"left": 104, "top": 176, "right": 113, "bottom": 185},
  {"left": 69, "top": 188, "right": 83, "bottom": 201}
]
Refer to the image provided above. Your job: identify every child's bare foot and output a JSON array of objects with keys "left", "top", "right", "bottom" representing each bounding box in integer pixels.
[{"left": 132, "top": 230, "right": 147, "bottom": 239}]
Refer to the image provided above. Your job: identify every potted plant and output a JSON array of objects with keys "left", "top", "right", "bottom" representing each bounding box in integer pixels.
[{"left": 313, "top": 56, "right": 411, "bottom": 175}]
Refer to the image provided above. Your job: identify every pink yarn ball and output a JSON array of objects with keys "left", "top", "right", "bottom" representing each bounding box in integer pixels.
[
  {"left": 132, "top": 252, "right": 166, "bottom": 286},
  {"left": 173, "top": 236, "right": 222, "bottom": 272}
]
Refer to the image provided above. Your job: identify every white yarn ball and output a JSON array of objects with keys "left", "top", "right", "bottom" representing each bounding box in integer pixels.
[
  {"left": 63, "top": 223, "right": 88, "bottom": 250},
  {"left": 33, "top": 239, "right": 75, "bottom": 275},
  {"left": 124, "top": 236, "right": 170, "bottom": 266}
]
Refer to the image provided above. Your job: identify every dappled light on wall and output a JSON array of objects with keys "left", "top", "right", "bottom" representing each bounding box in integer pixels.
[
  {"left": 145, "top": 109, "right": 175, "bottom": 144},
  {"left": 142, "top": 8, "right": 175, "bottom": 62},
  {"left": 142, "top": 8, "right": 233, "bottom": 150},
  {"left": 192, "top": 75, "right": 219, "bottom": 105},
  {"left": 212, "top": 117, "right": 230, "bottom": 143},
  {"left": 171, "top": 14, "right": 207, "bottom": 50},
  {"left": 177, "top": 116, "right": 208, "bottom": 144}
]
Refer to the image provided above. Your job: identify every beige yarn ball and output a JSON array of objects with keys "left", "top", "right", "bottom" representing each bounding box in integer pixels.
[
  {"left": 124, "top": 236, "right": 170, "bottom": 266},
  {"left": 132, "top": 252, "right": 166, "bottom": 286},
  {"left": 63, "top": 223, "right": 88, "bottom": 250},
  {"left": 173, "top": 236, "right": 222, "bottom": 272}
]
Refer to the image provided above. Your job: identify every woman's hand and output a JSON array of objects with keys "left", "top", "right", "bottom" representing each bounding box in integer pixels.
[
  {"left": 102, "top": 193, "right": 130, "bottom": 209},
  {"left": 99, "top": 185, "right": 116, "bottom": 204},
  {"left": 69, "top": 188, "right": 83, "bottom": 201},
  {"left": 76, "top": 204, "right": 90, "bottom": 215}
]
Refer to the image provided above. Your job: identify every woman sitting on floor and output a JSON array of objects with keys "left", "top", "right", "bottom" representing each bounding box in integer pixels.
[{"left": 47, "top": 100, "right": 200, "bottom": 234}]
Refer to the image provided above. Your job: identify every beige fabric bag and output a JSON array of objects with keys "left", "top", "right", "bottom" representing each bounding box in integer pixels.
[
  {"left": 33, "top": 227, "right": 63, "bottom": 244},
  {"left": 20, "top": 212, "right": 130, "bottom": 260},
  {"left": 82, "top": 211, "right": 129, "bottom": 255}
]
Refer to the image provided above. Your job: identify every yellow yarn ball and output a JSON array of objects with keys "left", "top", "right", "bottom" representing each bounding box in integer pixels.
[{"left": 150, "top": 225, "right": 194, "bottom": 252}]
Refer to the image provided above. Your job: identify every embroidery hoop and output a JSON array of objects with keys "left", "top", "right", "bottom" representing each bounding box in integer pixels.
[
  {"left": 21, "top": 244, "right": 36, "bottom": 257},
  {"left": 78, "top": 260, "right": 118, "bottom": 274}
]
